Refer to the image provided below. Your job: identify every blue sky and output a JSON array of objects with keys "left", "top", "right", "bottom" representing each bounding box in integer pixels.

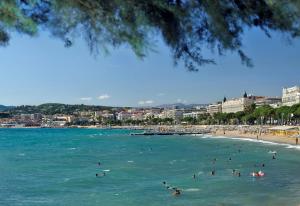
[{"left": 0, "top": 28, "right": 300, "bottom": 107}]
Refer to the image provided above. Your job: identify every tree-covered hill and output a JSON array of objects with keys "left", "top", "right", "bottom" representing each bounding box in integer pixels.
[{"left": 7, "top": 103, "right": 122, "bottom": 115}]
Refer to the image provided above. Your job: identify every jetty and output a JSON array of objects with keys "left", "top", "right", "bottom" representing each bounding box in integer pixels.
[{"left": 130, "top": 128, "right": 211, "bottom": 136}]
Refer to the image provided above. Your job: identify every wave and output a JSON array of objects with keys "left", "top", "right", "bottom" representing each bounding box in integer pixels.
[
  {"left": 103, "top": 169, "right": 110, "bottom": 172},
  {"left": 183, "top": 188, "right": 201, "bottom": 192}
]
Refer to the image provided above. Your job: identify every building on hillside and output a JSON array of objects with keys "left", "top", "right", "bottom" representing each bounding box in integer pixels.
[
  {"left": 130, "top": 112, "right": 144, "bottom": 121},
  {"left": 116, "top": 111, "right": 131, "bottom": 121},
  {"left": 143, "top": 109, "right": 162, "bottom": 119},
  {"left": 222, "top": 97, "right": 254, "bottom": 113},
  {"left": 183, "top": 111, "right": 205, "bottom": 119},
  {"left": 194, "top": 104, "right": 209, "bottom": 110},
  {"left": 282, "top": 86, "right": 300, "bottom": 106},
  {"left": 207, "top": 102, "right": 222, "bottom": 115},
  {"left": 159, "top": 109, "right": 183, "bottom": 120},
  {"left": 255, "top": 97, "right": 282, "bottom": 107},
  {"left": 101, "top": 113, "right": 115, "bottom": 120}
]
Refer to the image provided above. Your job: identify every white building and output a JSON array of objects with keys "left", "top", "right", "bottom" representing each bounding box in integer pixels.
[
  {"left": 183, "top": 111, "right": 204, "bottom": 119},
  {"left": 130, "top": 112, "right": 144, "bottom": 121},
  {"left": 159, "top": 109, "right": 183, "bottom": 120},
  {"left": 117, "top": 111, "right": 131, "bottom": 121},
  {"left": 222, "top": 97, "right": 254, "bottom": 113},
  {"left": 255, "top": 97, "right": 282, "bottom": 107},
  {"left": 207, "top": 103, "right": 222, "bottom": 115},
  {"left": 282, "top": 86, "right": 300, "bottom": 106}
]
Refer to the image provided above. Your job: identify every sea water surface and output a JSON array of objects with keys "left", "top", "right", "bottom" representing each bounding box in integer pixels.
[{"left": 1, "top": 128, "right": 300, "bottom": 206}]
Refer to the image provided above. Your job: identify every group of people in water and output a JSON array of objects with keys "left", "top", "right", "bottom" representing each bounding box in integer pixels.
[
  {"left": 162, "top": 147, "right": 277, "bottom": 197},
  {"left": 162, "top": 181, "right": 181, "bottom": 196}
]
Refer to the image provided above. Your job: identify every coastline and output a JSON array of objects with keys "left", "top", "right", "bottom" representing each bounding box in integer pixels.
[
  {"left": 212, "top": 130, "right": 299, "bottom": 145},
  {"left": 1, "top": 124, "right": 299, "bottom": 146}
]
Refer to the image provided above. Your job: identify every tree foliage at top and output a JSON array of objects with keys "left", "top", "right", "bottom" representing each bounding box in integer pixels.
[{"left": 1, "top": 0, "right": 300, "bottom": 71}]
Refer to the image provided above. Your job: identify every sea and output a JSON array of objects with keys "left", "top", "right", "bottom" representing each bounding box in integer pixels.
[{"left": 1, "top": 128, "right": 300, "bottom": 206}]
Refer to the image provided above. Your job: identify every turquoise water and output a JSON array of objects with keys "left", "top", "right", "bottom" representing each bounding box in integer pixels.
[{"left": 1, "top": 129, "right": 300, "bottom": 206}]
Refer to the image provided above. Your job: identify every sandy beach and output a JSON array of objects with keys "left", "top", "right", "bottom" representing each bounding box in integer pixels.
[
  {"left": 213, "top": 129, "right": 299, "bottom": 145},
  {"left": 139, "top": 124, "right": 300, "bottom": 145}
]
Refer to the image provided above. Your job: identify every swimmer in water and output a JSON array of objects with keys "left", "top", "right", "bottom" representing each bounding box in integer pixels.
[
  {"left": 173, "top": 189, "right": 181, "bottom": 196},
  {"left": 229, "top": 157, "right": 232, "bottom": 161},
  {"left": 262, "top": 163, "right": 265, "bottom": 167},
  {"left": 237, "top": 172, "right": 241, "bottom": 177},
  {"left": 211, "top": 170, "right": 215, "bottom": 176},
  {"left": 232, "top": 169, "right": 236, "bottom": 175},
  {"left": 272, "top": 155, "right": 276, "bottom": 160},
  {"left": 96, "top": 172, "right": 105, "bottom": 177},
  {"left": 193, "top": 174, "right": 196, "bottom": 179},
  {"left": 98, "top": 162, "right": 101, "bottom": 166}
]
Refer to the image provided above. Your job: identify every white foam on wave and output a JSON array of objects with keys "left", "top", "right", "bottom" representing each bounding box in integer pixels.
[
  {"left": 127, "top": 160, "right": 134, "bottom": 163},
  {"left": 18, "top": 153, "right": 25, "bottom": 156},
  {"left": 67, "top": 147, "right": 77, "bottom": 150},
  {"left": 169, "top": 160, "right": 177, "bottom": 165},
  {"left": 184, "top": 188, "right": 201, "bottom": 192},
  {"left": 103, "top": 169, "right": 110, "bottom": 172},
  {"left": 200, "top": 135, "right": 300, "bottom": 151},
  {"left": 63, "top": 178, "right": 70, "bottom": 182}
]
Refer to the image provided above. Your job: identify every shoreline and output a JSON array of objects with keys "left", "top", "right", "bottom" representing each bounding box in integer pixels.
[
  {"left": 1, "top": 124, "right": 299, "bottom": 146},
  {"left": 211, "top": 130, "right": 299, "bottom": 146}
]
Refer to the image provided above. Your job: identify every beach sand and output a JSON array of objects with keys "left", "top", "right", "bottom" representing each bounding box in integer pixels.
[{"left": 213, "top": 130, "right": 299, "bottom": 145}]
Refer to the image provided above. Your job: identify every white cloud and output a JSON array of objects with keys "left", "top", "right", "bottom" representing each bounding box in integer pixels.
[
  {"left": 177, "top": 99, "right": 187, "bottom": 103},
  {"left": 98, "top": 94, "right": 111, "bottom": 100},
  {"left": 80, "top": 97, "right": 92, "bottom": 101},
  {"left": 138, "top": 100, "right": 154, "bottom": 105}
]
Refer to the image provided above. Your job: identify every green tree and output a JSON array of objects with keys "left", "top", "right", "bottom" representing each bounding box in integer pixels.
[{"left": 1, "top": 1, "right": 300, "bottom": 70}]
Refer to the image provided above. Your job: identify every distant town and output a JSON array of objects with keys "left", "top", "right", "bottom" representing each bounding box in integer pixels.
[{"left": 0, "top": 85, "right": 300, "bottom": 128}]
